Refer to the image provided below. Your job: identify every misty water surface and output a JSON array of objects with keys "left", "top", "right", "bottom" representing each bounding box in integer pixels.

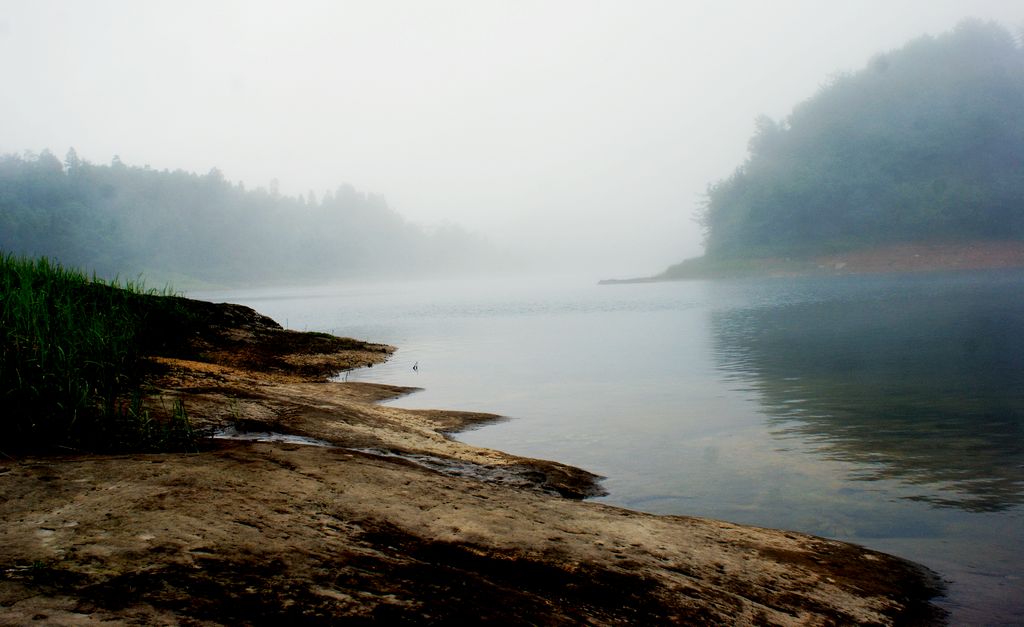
[{"left": 193, "top": 271, "right": 1023, "bottom": 624}]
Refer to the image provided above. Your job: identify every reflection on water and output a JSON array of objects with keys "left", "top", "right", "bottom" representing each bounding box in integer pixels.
[
  {"left": 192, "top": 273, "right": 1024, "bottom": 623},
  {"left": 712, "top": 271, "right": 1024, "bottom": 512}
]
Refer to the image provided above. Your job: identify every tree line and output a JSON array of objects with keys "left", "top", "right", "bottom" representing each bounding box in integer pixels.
[
  {"left": 0, "top": 150, "right": 491, "bottom": 285},
  {"left": 699, "top": 20, "right": 1024, "bottom": 259}
]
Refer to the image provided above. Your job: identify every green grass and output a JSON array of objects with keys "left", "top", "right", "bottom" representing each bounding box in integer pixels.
[{"left": 1, "top": 252, "right": 199, "bottom": 453}]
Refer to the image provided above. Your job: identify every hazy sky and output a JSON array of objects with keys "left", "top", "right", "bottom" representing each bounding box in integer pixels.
[{"left": 2, "top": 1, "right": 1021, "bottom": 276}]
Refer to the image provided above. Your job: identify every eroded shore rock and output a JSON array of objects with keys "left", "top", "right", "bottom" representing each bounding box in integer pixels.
[{"left": 0, "top": 297, "right": 946, "bottom": 625}]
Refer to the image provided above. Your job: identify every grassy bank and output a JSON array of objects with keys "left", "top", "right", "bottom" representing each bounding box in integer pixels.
[{"left": 1, "top": 253, "right": 198, "bottom": 453}]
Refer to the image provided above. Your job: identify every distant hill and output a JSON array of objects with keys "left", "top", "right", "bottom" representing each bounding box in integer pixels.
[
  {"left": 660, "top": 20, "right": 1024, "bottom": 279},
  {"left": 0, "top": 151, "right": 493, "bottom": 286}
]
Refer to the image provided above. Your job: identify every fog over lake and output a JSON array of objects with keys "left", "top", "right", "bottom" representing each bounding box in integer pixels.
[
  {"left": 194, "top": 270, "right": 1024, "bottom": 624},
  {"left": 4, "top": 1, "right": 1022, "bottom": 276},
  {"left": 5, "top": 1, "right": 1024, "bottom": 621}
]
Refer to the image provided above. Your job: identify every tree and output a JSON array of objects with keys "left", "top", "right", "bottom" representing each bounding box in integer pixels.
[
  {"left": 64, "top": 147, "right": 80, "bottom": 172},
  {"left": 700, "top": 20, "right": 1024, "bottom": 258},
  {"left": 0, "top": 150, "right": 492, "bottom": 284}
]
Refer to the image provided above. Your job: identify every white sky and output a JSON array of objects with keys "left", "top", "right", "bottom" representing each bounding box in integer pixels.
[{"left": 1, "top": 1, "right": 1021, "bottom": 276}]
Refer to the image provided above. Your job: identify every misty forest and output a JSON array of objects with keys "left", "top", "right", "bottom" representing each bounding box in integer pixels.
[
  {"left": 0, "top": 151, "right": 491, "bottom": 285},
  {"left": 3, "top": 7, "right": 1024, "bottom": 626},
  {"left": 699, "top": 20, "right": 1024, "bottom": 259},
  {"left": 4, "top": 22, "right": 1023, "bottom": 285}
]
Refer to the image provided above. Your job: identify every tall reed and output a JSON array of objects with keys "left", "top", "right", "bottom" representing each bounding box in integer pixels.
[{"left": 1, "top": 253, "right": 197, "bottom": 452}]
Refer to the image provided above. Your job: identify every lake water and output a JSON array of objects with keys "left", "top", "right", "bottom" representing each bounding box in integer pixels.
[{"left": 192, "top": 271, "right": 1024, "bottom": 624}]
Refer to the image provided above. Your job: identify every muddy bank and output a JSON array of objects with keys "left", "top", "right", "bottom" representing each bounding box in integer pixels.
[
  {"left": 603, "top": 240, "right": 1024, "bottom": 283},
  {"left": 0, "top": 297, "right": 946, "bottom": 624}
]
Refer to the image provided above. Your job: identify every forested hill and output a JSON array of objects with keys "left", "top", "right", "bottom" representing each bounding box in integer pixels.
[
  {"left": 0, "top": 151, "right": 492, "bottom": 285},
  {"left": 699, "top": 20, "right": 1024, "bottom": 260}
]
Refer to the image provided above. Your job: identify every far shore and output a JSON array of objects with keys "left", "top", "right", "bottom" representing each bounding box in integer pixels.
[
  {"left": 601, "top": 240, "right": 1024, "bottom": 284},
  {"left": 0, "top": 297, "right": 946, "bottom": 624}
]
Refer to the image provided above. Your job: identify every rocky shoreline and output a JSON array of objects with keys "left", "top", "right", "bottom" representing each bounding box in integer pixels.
[{"left": 0, "top": 298, "right": 946, "bottom": 624}]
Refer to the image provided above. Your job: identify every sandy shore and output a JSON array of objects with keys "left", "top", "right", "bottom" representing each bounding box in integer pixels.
[{"left": 0, "top": 299, "right": 945, "bottom": 624}]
